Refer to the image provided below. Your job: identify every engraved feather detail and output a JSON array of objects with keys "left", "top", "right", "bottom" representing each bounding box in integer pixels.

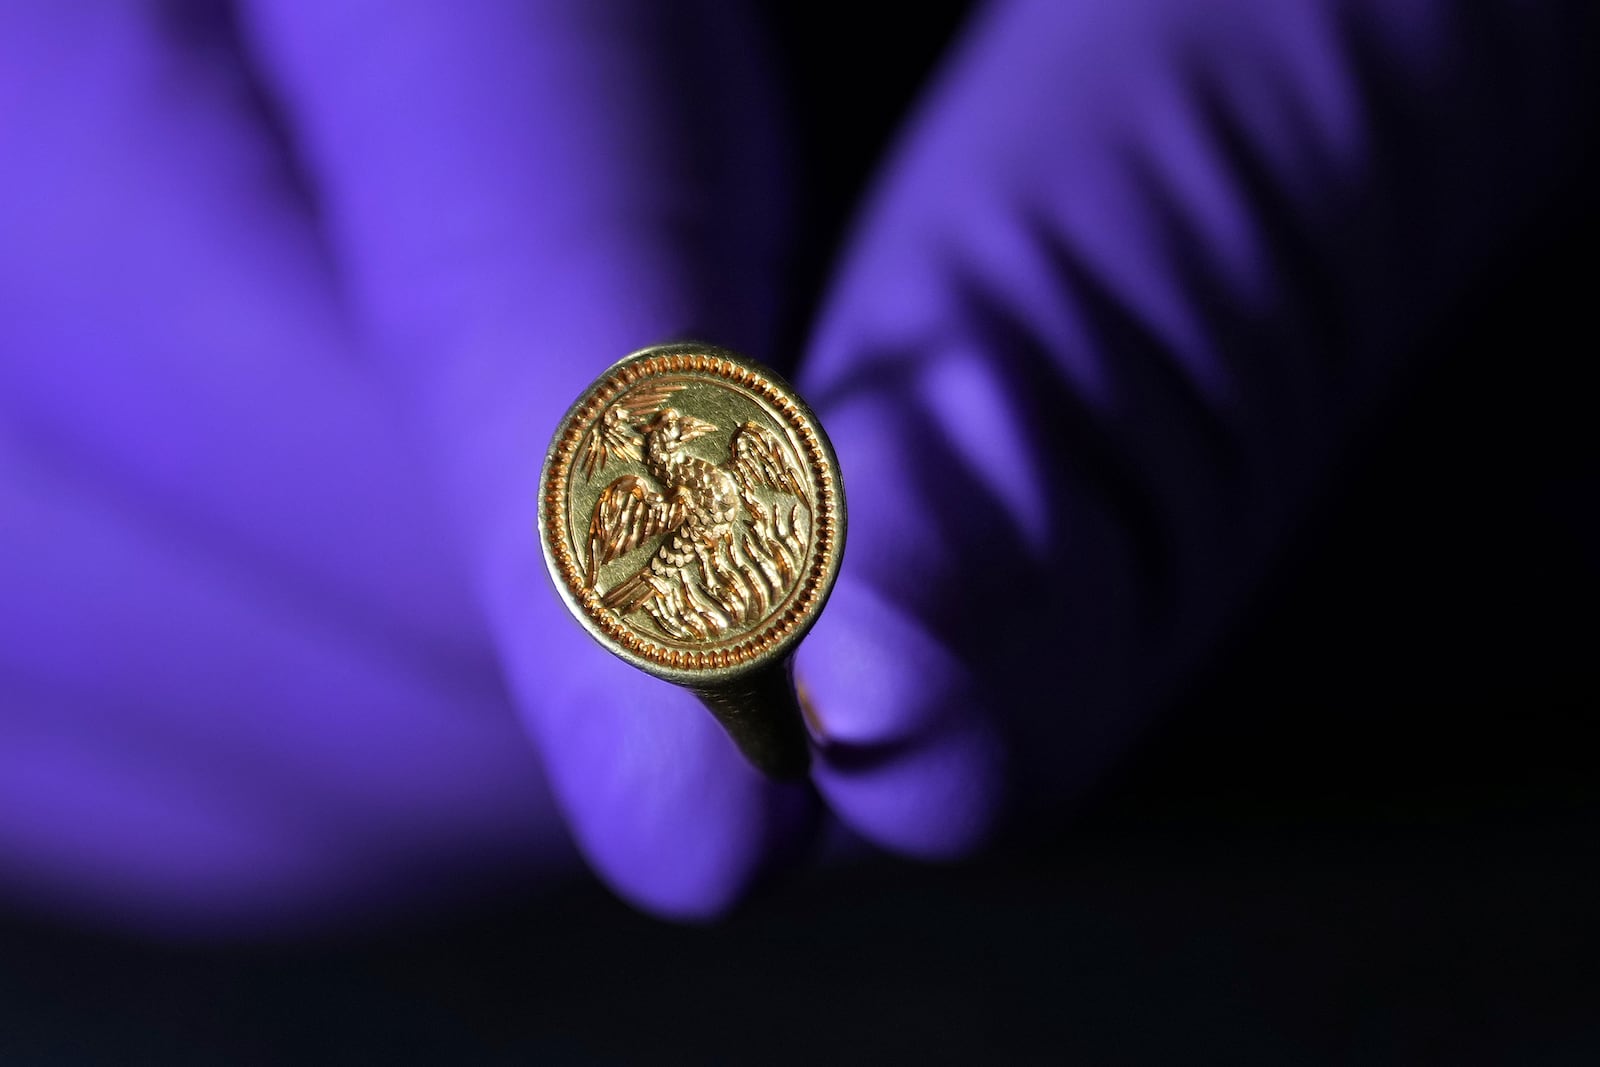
[
  {"left": 578, "top": 382, "right": 687, "bottom": 481},
  {"left": 584, "top": 404, "right": 811, "bottom": 642}
]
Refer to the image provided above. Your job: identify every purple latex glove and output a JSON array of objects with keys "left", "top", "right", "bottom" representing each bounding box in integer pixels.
[
  {"left": 1, "top": 0, "right": 1592, "bottom": 933},
  {"left": 0, "top": 0, "right": 802, "bottom": 930},
  {"left": 794, "top": 0, "right": 1594, "bottom": 852}
]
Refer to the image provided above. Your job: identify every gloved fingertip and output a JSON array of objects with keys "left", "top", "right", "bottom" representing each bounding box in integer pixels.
[
  {"left": 526, "top": 644, "right": 816, "bottom": 919},
  {"left": 798, "top": 579, "right": 1006, "bottom": 859}
]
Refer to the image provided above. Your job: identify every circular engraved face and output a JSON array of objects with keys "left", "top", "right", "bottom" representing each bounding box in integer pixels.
[{"left": 540, "top": 344, "right": 844, "bottom": 682}]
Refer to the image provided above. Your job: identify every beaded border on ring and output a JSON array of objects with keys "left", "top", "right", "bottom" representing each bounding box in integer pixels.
[{"left": 544, "top": 352, "right": 838, "bottom": 672}]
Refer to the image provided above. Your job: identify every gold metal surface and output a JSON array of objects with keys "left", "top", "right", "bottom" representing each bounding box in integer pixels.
[{"left": 539, "top": 343, "right": 846, "bottom": 777}]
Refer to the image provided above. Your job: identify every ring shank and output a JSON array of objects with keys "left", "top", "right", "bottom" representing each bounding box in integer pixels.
[{"left": 691, "top": 657, "right": 811, "bottom": 780}]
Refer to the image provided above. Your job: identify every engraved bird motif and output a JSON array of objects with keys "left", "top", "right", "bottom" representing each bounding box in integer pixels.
[{"left": 583, "top": 402, "right": 810, "bottom": 642}]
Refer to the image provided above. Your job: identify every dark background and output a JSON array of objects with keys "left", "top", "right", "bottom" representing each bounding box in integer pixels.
[{"left": 3, "top": 5, "right": 1596, "bottom": 1062}]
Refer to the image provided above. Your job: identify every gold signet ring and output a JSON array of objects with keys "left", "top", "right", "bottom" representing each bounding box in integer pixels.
[{"left": 539, "top": 342, "right": 846, "bottom": 779}]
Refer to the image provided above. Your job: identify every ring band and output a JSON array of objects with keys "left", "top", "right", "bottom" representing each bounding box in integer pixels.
[{"left": 538, "top": 342, "right": 846, "bottom": 779}]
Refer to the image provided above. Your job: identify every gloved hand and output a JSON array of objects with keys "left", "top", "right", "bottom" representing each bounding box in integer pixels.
[
  {"left": 0, "top": 0, "right": 804, "bottom": 931},
  {"left": 792, "top": 0, "right": 1595, "bottom": 854},
  {"left": 1, "top": 0, "right": 1591, "bottom": 933}
]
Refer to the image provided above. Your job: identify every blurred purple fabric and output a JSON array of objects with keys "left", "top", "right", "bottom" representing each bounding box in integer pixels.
[{"left": 0, "top": 0, "right": 1591, "bottom": 934}]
